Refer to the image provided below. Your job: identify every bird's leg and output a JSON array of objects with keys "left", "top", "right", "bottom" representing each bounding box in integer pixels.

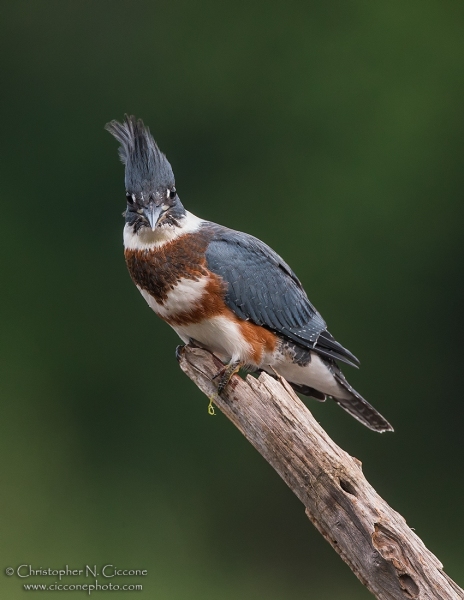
[
  {"left": 210, "top": 359, "right": 242, "bottom": 414},
  {"left": 213, "top": 360, "right": 243, "bottom": 394}
]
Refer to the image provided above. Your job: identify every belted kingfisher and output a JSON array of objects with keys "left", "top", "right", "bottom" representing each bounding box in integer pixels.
[{"left": 106, "top": 115, "right": 393, "bottom": 433}]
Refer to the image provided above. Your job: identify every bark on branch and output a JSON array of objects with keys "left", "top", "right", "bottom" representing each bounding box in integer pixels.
[{"left": 178, "top": 346, "right": 463, "bottom": 600}]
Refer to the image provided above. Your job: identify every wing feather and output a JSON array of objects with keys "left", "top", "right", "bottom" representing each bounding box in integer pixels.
[{"left": 205, "top": 226, "right": 360, "bottom": 367}]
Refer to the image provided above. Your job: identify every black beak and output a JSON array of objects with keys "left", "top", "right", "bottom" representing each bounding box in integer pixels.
[{"left": 142, "top": 204, "right": 164, "bottom": 231}]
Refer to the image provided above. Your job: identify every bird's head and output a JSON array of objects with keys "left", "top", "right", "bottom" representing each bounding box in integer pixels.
[{"left": 105, "top": 115, "right": 185, "bottom": 233}]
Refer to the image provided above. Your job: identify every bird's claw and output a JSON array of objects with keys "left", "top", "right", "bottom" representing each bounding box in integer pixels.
[{"left": 175, "top": 344, "right": 185, "bottom": 362}]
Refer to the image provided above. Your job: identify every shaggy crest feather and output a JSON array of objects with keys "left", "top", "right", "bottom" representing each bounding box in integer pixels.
[{"left": 105, "top": 115, "right": 174, "bottom": 195}]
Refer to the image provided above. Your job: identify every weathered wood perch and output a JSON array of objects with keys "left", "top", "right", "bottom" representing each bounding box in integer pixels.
[{"left": 178, "top": 345, "right": 464, "bottom": 600}]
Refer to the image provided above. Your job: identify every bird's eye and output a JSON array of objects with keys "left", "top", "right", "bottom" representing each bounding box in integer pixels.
[
  {"left": 126, "top": 193, "right": 134, "bottom": 205},
  {"left": 169, "top": 187, "right": 177, "bottom": 200}
]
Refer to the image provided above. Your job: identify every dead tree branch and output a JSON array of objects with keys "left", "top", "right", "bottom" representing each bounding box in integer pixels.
[{"left": 178, "top": 346, "right": 463, "bottom": 600}]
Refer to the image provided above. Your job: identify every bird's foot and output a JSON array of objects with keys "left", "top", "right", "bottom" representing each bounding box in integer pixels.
[
  {"left": 175, "top": 340, "right": 202, "bottom": 362},
  {"left": 209, "top": 360, "right": 242, "bottom": 415},
  {"left": 213, "top": 360, "right": 242, "bottom": 394}
]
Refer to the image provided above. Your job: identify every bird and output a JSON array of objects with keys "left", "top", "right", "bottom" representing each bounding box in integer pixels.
[{"left": 105, "top": 115, "right": 393, "bottom": 433}]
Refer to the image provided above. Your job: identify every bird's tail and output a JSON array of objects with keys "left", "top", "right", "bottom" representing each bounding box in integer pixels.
[
  {"left": 330, "top": 364, "right": 393, "bottom": 433},
  {"left": 332, "top": 392, "right": 393, "bottom": 432}
]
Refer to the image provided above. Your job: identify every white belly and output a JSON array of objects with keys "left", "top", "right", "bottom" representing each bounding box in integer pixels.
[
  {"left": 173, "top": 316, "right": 252, "bottom": 364},
  {"left": 137, "top": 277, "right": 208, "bottom": 320}
]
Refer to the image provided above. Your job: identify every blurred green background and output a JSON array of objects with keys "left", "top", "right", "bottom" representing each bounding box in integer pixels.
[{"left": 1, "top": 1, "right": 463, "bottom": 598}]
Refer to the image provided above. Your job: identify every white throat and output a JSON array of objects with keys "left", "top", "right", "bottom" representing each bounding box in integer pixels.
[{"left": 123, "top": 210, "right": 204, "bottom": 251}]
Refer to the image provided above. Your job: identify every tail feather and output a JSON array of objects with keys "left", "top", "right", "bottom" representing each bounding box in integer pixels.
[
  {"left": 289, "top": 356, "right": 394, "bottom": 433},
  {"left": 330, "top": 363, "right": 393, "bottom": 433},
  {"left": 332, "top": 393, "right": 393, "bottom": 433}
]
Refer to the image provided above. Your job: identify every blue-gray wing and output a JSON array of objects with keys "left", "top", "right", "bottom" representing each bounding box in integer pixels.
[{"left": 205, "top": 226, "right": 359, "bottom": 367}]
